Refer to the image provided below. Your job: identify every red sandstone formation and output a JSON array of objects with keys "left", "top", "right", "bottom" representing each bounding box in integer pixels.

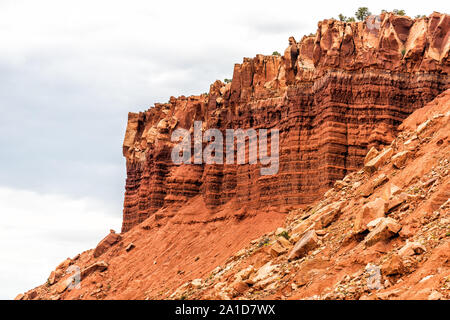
[
  {"left": 122, "top": 12, "right": 449, "bottom": 232},
  {"left": 18, "top": 12, "right": 450, "bottom": 300}
]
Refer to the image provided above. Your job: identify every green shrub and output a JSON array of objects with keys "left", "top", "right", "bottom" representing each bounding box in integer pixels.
[
  {"left": 393, "top": 9, "right": 406, "bottom": 16},
  {"left": 338, "top": 14, "right": 356, "bottom": 22},
  {"left": 355, "top": 7, "right": 371, "bottom": 21},
  {"left": 272, "top": 51, "right": 281, "bottom": 56},
  {"left": 278, "top": 231, "right": 290, "bottom": 240},
  {"left": 224, "top": 78, "right": 232, "bottom": 84}
]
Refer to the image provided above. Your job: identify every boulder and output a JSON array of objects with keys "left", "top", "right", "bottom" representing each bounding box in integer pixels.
[
  {"left": 386, "top": 184, "right": 402, "bottom": 198},
  {"left": 381, "top": 254, "right": 405, "bottom": 275},
  {"left": 81, "top": 261, "right": 108, "bottom": 279},
  {"left": 367, "top": 217, "right": 386, "bottom": 231},
  {"left": 14, "top": 293, "right": 24, "bottom": 301},
  {"left": 235, "top": 265, "right": 255, "bottom": 281},
  {"left": 386, "top": 193, "right": 407, "bottom": 212},
  {"left": 333, "top": 180, "right": 346, "bottom": 190},
  {"left": 364, "top": 148, "right": 394, "bottom": 173},
  {"left": 288, "top": 230, "right": 319, "bottom": 260},
  {"left": 428, "top": 290, "right": 443, "bottom": 300},
  {"left": 354, "top": 198, "right": 386, "bottom": 232},
  {"left": 361, "top": 174, "right": 389, "bottom": 197},
  {"left": 317, "top": 201, "right": 345, "bottom": 228},
  {"left": 56, "top": 258, "right": 72, "bottom": 272},
  {"left": 416, "top": 119, "right": 430, "bottom": 134},
  {"left": 233, "top": 281, "right": 249, "bottom": 295},
  {"left": 292, "top": 220, "right": 313, "bottom": 236},
  {"left": 277, "top": 236, "right": 292, "bottom": 248},
  {"left": 48, "top": 271, "right": 57, "bottom": 285},
  {"left": 251, "top": 262, "right": 277, "bottom": 283},
  {"left": 364, "top": 218, "right": 402, "bottom": 246},
  {"left": 392, "top": 151, "right": 410, "bottom": 169},
  {"left": 55, "top": 276, "right": 74, "bottom": 294},
  {"left": 191, "top": 279, "right": 202, "bottom": 289},
  {"left": 398, "top": 242, "right": 426, "bottom": 256},
  {"left": 270, "top": 243, "right": 286, "bottom": 258},
  {"left": 364, "top": 147, "right": 379, "bottom": 165}
]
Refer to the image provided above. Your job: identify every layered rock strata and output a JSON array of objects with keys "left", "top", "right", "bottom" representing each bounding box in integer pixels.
[{"left": 122, "top": 12, "right": 449, "bottom": 232}]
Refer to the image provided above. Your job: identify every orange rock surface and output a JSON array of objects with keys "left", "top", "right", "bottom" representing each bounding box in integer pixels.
[{"left": 19, "top": 13, "right": 450, "bottom": 300}]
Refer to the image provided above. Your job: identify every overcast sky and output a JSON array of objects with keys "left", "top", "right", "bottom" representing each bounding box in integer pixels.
[{"left": 0, "top": 0, "right": 447, "bottom": 299}]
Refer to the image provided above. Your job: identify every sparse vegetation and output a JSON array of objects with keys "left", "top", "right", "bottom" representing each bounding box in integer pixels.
[
  {"left": 258, "top": 237, "right": 270, "bottom": 247},
  {"left": 401, "top": 48, "right": 406, "bottom": 57},
  {"left": 338, "top": 14, "right": 356, "bottom": 22},
  {"left": 355, "top": 7, "right": 371, "bottom": 21},
  {"left": 415, "top": 14, "right": 427, "bottom": 19},
  {"left": 278, "top": 231, "right": 290, "bottom": 240},
  {"left": 338, "top": 14, "right": 347, "bottom": 21},
  {"left": 272, "top": 51, "right": 281, "bottom": 56},
  {"left": 337, "top": 8, "right": 410, "bottom": 23},
  {"left": 393, "top": 9, "right": 406, "bottom": 16},
  {"left": 337, "top": 8, "right": 365, "bottom": 23},
  {"left": 224, "top": 78, "right": 232, "bottom": 84}
]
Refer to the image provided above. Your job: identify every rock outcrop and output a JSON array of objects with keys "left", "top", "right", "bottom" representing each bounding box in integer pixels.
[{"left": 122, "top": 12, "right": 449, "bottom": 232}]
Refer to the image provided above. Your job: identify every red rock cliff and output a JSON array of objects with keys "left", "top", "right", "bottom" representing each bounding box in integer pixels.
[{"left": 122, "top": 12, "right": 449, "bottom": 232}]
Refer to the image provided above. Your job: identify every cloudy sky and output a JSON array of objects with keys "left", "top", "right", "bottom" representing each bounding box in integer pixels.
[{"left": 0, "top": 0, "right": 447, "bottom": 299}]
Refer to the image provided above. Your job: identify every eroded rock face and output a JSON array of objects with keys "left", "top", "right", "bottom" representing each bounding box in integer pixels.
[{"left": 121, "top": 13, "right": 449, "bottom": 232}]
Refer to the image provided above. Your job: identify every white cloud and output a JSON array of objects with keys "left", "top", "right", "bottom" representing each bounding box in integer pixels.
[{"left": 0, "top": 186, "right": 121, "bottom": 299}]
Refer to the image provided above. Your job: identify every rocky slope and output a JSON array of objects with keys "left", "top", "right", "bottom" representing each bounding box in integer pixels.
[
  {"left": 168, "top": 90, "right": 450, "bottom": 300},
  {"left": 17, "top": 12, "right": 449, "bottom": 300}
]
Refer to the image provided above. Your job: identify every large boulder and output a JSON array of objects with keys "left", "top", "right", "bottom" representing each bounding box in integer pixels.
[
  {"left": 398, "top": 242, "right": 426, "bottom": 256},
  {"left": 354, "top": 198, "right": 387, "bottom": 232},
  {"left": 364, "top": 217, "right": 402, "bottom": 246},
  {"left": 361, "top": 174, "right": 389, "bottom": 197},
  {"left": 81, "top": 261, "right": 109, "bottom": 279},
  {"left": 364, "top": 148, "right": 394, "bottom": 173},
  {"left": 315, "top": 201, "right": 346, "bottom": 228},
  {"left": 364, "top": 147, "right": 379, "bottom": 165},
  {"left": 392, "top": 151, "right": 411, "bottom": 168},
  {"left": 381, "top": 254, "right": 406, "bottom": 275},
  {"left": 288, "top": 230, "right": 319, "bottom": 260},
  {"left": 93, "top": 230, "right": 121, "bottom": 258}
]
